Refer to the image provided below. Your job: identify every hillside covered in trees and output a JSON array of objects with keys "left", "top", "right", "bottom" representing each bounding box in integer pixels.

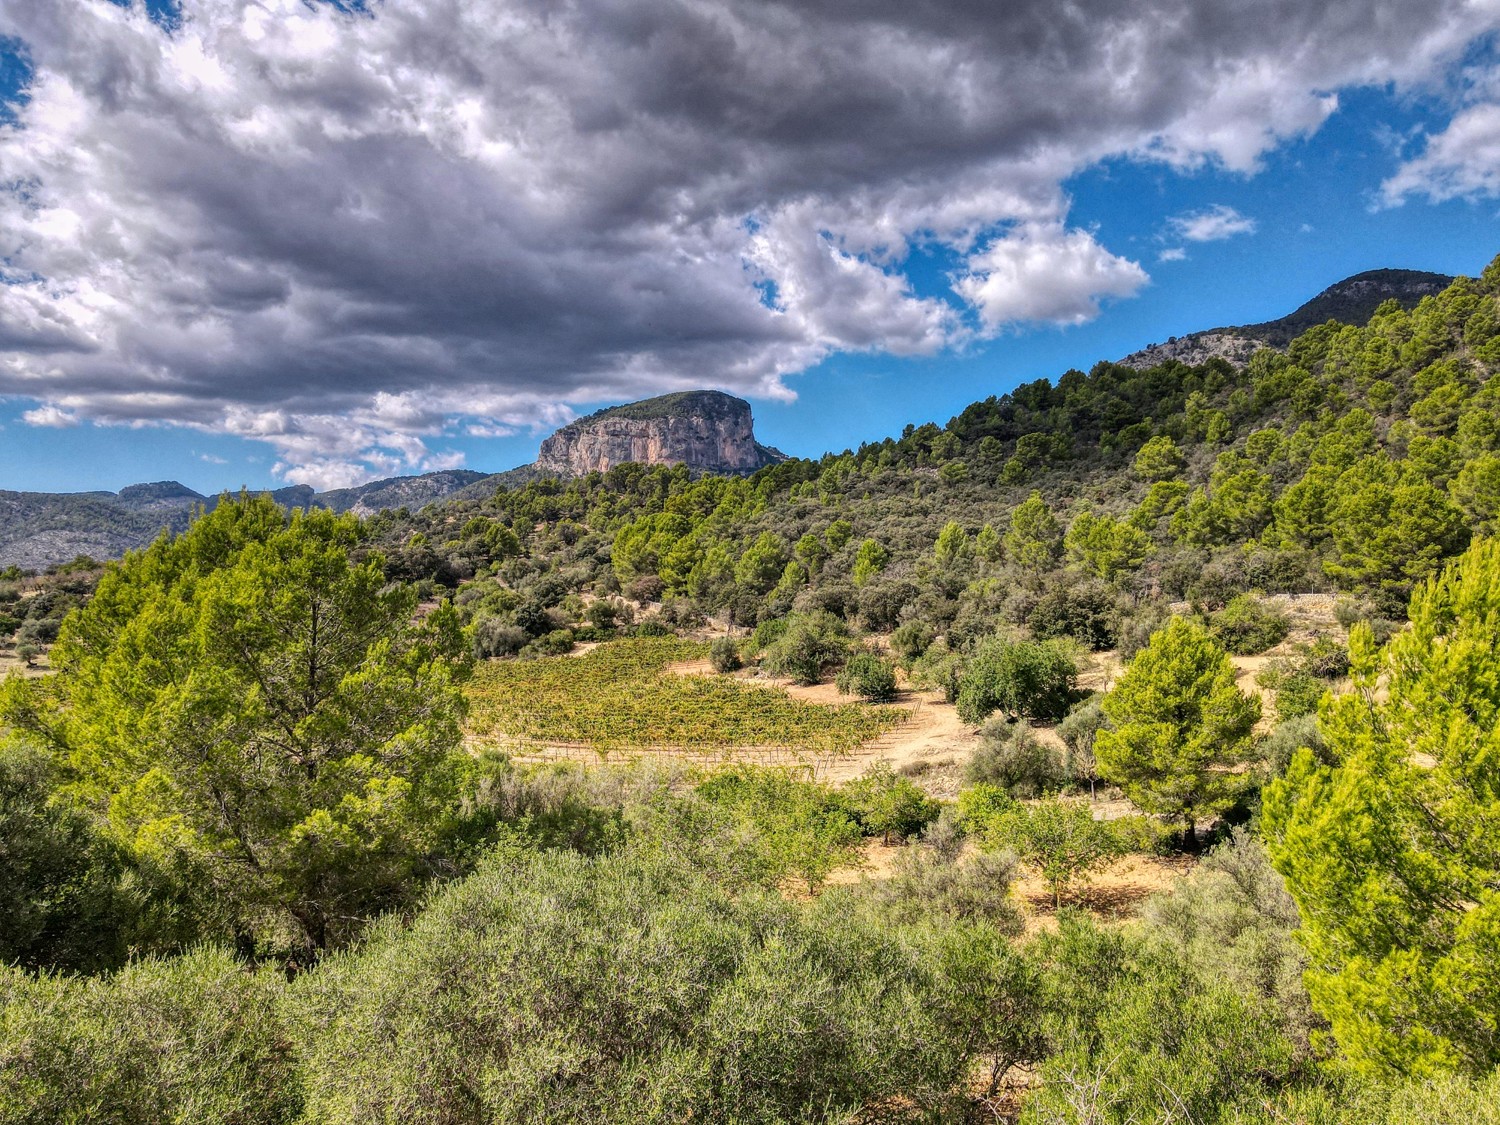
[{"left": 5, "top": 259, "right": 1500, "bottom": 1122}]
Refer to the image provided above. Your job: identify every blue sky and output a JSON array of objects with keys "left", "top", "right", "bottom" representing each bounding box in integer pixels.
[{"left": 2, "top": 2, "right": 1499, "bottom": 495}]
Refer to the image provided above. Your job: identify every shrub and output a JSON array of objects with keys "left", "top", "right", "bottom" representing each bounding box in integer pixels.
[
  {"left": 965, "top": 721, "right": 1066, "bottom": 797},
  {"left": 14, "top": 618, "right": 59, "bottom": 647},
  {"left": 1027, "top": 584, "right": 1117, "bottom": 651},
  {"left": 288, "top": 844, "right": 971, "bottom": 1123},
  {"left": 835, "top": 651, "right": 898, "bottom": 702},
  {"left": 627, "top": 574, "right": 665, "bottom": 604},
  {"left": 1256, "top": 714, "right": 1327, "bottom": 778},
  {"left": 709, "top": 636, "right": 742, "bottom": 673},
  {"left": 841, "top": 761, "right": 939, "bottom": 843},
  {"left": 0, "top": 948, "right": 297, "bottom": 1125},
  {"left": 632, "top": 618, "right": 673, "bottom": 637},
  {"left": 584, "top": 599, "right": 620, "bottom": 630},
  {"left": 956, "top": 637, "right": 1079, "bottom": 724},
  {"left": 1057, "top": 695, "right": 1107, "bottom": 797},
  {"left": 890, "top": 620, "right": 936, "bottom": 666},
  {"left": 1207, "top": 594, "right": 1291, "bottom": 655},
  {"left": 520, "top": 629, "right": 575, "bottom": 658},
  {"left": 472, "top": 616, "right": 530, "bottom": 659},
  {"left": 760, "top": 611, "right": 852, "bottom": 685}
]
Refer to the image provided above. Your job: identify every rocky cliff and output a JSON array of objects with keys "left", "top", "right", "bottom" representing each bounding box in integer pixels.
[{"left": 536, "top": 390, "right": 786, "bottom": 477}]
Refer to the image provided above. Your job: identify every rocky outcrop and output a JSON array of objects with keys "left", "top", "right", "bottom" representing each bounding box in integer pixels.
[
  {"left": 1117, "top": 331, "right": 1263, "bottom": 370},
  {"left": 1117, "top": 268, "right": 1454, "bottom": 369},
  {"left": 536, "top": 390, "right": 786, "bottom": 477}
]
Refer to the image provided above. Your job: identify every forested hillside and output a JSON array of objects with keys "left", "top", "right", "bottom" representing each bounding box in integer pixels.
[{"left": 5, "top": 259, "right": 1500, "bottom": 1122}]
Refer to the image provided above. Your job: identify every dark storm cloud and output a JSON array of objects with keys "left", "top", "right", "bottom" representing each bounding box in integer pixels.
[{"left": 0, "top": 0, "right": 1494, "bottom": 485}]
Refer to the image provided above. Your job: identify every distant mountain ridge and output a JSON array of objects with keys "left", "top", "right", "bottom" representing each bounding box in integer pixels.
[
  {"left": 1117, "top": 268, "right": 1453, "bottom": 368},
  {"left": 0, "top": 265, "right": 1459, "bottom": 568},
  {"left": 0, "top": 470, "right": 489, "bottom": 570}
]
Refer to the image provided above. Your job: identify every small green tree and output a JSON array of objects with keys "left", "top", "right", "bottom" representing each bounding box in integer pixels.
[
  {"left": 1096, "top": 617, "right": 1258, "bottom": 846},
  {"left": 1065, "top": 510, "right": 1152, "bottom": 582},
  {"left": 842, "top": 761, "right": 939, "bottom": 844},
  {"left": 1325, "top": 456, "right": 1468, "bottom": 599},
  {"left": 974, "top": 796, "right": 1121, "bottom": 907},
  {"left": 835, "top": 651, "right": 898, "bottom": 702},
  {"left": 1264, "top": 539, "right": 1500, "bottom": 1077},
  {"left": 851, "top": 539, "right": 891, "bottom": 587},
  {"left": 1004, "top": 491, "right": 1062, "bottom": 573},
  {"left": 956, "top": 637, "right": 1078, "bottom": 725},
  {"left": 1133, "top": 435, "right": 1185, "bottom": 481},
  {"left": 1, "top": 496, "right": 474, "bottom": 956},
  {"left": 1057, "top": 695, "right": 1107, "bottom": 799},
  {"left": 734, "top": 531, "right": 789, "bottom": 596},
  {"left": 934, "top": 521, "right": 971, "bottom": 567},
  {"left": 759, "top": 611, "right": 851, "bottom": 686}
]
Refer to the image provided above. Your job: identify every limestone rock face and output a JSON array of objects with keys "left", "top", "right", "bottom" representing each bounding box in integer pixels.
[{"left": 536, "top": 390, "right": 785, "bottom": 477}]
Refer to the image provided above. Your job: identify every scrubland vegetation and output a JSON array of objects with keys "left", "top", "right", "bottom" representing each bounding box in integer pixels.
[{"left": 7, "top": 261, "right": 1500, "bottom": 1120}]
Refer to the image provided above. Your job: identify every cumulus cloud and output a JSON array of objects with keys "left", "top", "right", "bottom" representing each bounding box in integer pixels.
[
  {"left": 0, "top": 0, "right": 1496, "bottom": 482},
  {"left": 21, "top": 404, "right": 79, "bottom": 428},
  {"left": 1169, "top": 205, "right": 1259, "bottom": 242},
  {"left": 1382, "top": 103, "right": 1500, "bottom": 204},
  {"left": 1158, "top": 247, "right": 1188, "bottom": 262},
  {"left": 955, "top": 224, "right": 1148, "bottom": 328}
]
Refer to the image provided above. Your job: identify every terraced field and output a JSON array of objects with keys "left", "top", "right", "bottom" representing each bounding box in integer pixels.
[{"left": 466, "top": 636, "right": 907, "bottom": 761}]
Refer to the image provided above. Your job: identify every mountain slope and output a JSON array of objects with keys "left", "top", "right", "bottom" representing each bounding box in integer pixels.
[{"left": 1118, "top": 268, "right": 1453, "bottom": 368}]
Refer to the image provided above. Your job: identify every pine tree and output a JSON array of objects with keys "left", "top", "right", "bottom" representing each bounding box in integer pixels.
[
  {"left": 1095, "top": 617, "right": 1258, "bottom": 845},
  {"left": 1263, "top": 539, "right": 1500, "bottom": 1077}
]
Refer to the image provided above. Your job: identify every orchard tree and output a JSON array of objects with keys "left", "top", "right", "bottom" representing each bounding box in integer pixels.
[
  {"left": 970, "top": 795, "right": 1121, "bottom": 907},
  {"left": 1264, "top": 540, "right": 1500, "bottom": 1077},
  {"left": 1, "top": 496, "right": 474, "bottom": 957},
  {"left": 1095, "top": 617, "right": 1258, "bottom": 846},
  {"left": 956, "top": 637, "right": 1078, "bottom": 725}
]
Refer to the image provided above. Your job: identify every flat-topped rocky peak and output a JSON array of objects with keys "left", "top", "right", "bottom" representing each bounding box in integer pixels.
[{"left": 536, "top": 390, "right": 786, "bottom": 477}]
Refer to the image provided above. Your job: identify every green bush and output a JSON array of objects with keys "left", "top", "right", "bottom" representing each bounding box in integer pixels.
[
  {"left": 890, "top": 620, "right": 936, "bottom": 666},
  {"left": 289, "top": 844, "right": 971, "bottom": 1123},
  {"left": 759, "top": 611, "right": 852, "bottom": 685},
  {"left": 841, "top": 760, "right": 939, "bottom": 842},
  {"left": 472, "top": 616, "right": 530, "bottom": 659},
  {"left": 956, "top": 637, "right": 1079, "bottom": 724},
  {"left": 835, "top": 651, "right": 898, "bottom": 701},
  {"left": 708, "top": 635, "right": 742, "bottom": 673},
  {"left": 964, "top": 721, "right": 1067, "bottom": 797},
  {"left": 1207, "top": 594, "right": 1291, "bottom": 655},
  {"left": 1028, "top": 584, "right": 1118, "bottom": 651},
  {"left": 521, "top": 628, "right": 575, "bottom": 658},
  {"left": 0, "top": 948, "right": 297, "bottom": 1125}
]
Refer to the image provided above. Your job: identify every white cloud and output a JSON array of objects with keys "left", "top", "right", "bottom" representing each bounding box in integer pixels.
[
  {"left": 1381, "top": 103, "right": 1500, "bottom": 204},
  {"left": 197, "top": 451, "right": 228, "bottom": 464},
  {"left": 1169, "top": 205, "right": 1259, "bottom": 242},
  {"left": 0, "top": 0, "right": 1494, "bottom": 482},
  {"left": 1158, "top": 247, "right": 1188, "bottom": 262},
  {"left": 955, "top": 224, "right": 1149, "bottom": 329},
  {"left": 21, "top": 405, "right": 79, "bottom": 428}
]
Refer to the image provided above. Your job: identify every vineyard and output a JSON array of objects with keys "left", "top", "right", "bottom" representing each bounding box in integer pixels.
[{"left": 465, "top": 636, "right": 908, "bottom": 761}]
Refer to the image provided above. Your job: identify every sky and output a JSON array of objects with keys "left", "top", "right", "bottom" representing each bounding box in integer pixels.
[{"left": 1, "top": 1, "right": 1499, "bottom": 495}]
